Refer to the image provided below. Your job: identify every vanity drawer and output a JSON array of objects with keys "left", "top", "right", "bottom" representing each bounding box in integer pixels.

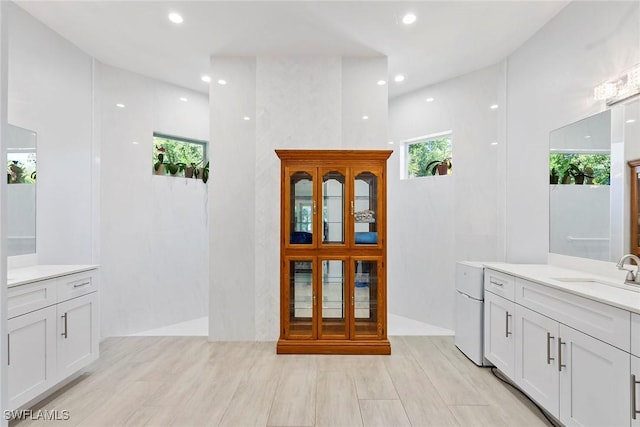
[
  {"left": 8, "top": 280, "right": 57, "bottom": 319},
  {"left": 56, "top": 271, "right": 97, "bottom": 302},
  {"left": 633, "top": 313, "right": 640, "bottom": 357},
  {"left": 484, "top": 269, "right": 516, "bottom": 301},
  {"left": 516, "top": 278, "right": 630, "bottom": 351}
]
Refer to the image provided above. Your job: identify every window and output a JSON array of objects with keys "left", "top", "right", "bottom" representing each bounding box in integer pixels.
[
  {"left": 152, "top": 133, "right": 207, "bottom": 178},
  {"left": 549, "top": 153, "right": 610, "bottom": 185},
  {"left": 402, "top": 132, "right": 452, "bottom": 179}
]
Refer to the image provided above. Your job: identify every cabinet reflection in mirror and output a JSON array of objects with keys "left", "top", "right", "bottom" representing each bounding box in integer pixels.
[{"left": 7, "top": 124, "right": 36, "bottom": 256}]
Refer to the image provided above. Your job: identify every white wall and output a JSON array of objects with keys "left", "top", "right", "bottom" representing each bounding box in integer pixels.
[
  {"left": 0, "top": 1, "right": 8, "bottom": 422},
  {"left": 7, "top": 2, "right": 93, "bottom": 264},
  {"left": 388, "top": 63, "right": 506, "bottom": 331},
  {"left": 506, "top": 0, "right": 639, "bottom": 263},
  {"left": 209, "top": 56, "right": 387, "bottom": 341},
  {"left": 97, "top": 63, "right": 209, "bottom": 337}
]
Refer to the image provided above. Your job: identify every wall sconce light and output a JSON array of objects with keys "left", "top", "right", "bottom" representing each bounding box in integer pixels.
[{"left": 594, "top": 63, "right": 640, "bottom": 106}]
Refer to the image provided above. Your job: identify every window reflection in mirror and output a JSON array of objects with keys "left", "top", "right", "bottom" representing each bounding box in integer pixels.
[
  {"left": 7, "top": 124, "right": 36, "bottom": 256},
  {"left": 549, "top": 111, "right": 611, "bottom": 261}
]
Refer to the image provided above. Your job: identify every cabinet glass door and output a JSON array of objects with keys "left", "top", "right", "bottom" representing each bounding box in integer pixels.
[
  {"left": 287, "top": 169, "right": 315, "bottom": 246},
  {"left": 321, "top": 169, "right": 346, "bottom": 246},
  {"left": 352, "top": 259, "right": 381, "bottom": 338},
  {"left": 286, "top": 259, "right": 315, "bottom": 338},
  {"left": 319, "top": 258, "right": 348, "bottom": 338},
  {"left": 353, "top": 170, "right": 380, "bottom": 246}
]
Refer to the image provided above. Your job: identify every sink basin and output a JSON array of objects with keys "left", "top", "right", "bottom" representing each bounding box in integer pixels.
[{"left": 550, "top": 277, "right": 640, "bottom": 293}]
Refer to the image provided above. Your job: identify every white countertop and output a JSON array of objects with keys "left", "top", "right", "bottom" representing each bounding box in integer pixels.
[
  {"left": 483, "top": 263, "right": 640, "bottom": 314},
  {"left": 8, "top": 264, "right": 98, "bottom": 288}
]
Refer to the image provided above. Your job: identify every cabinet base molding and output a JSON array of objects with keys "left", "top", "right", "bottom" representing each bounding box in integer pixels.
[{"left": 277, "top": 339, "right": 391, "bottom": 355}]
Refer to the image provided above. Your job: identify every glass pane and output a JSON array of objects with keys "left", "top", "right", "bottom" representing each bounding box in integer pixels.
[
  {"left": 354, "top": 172, "right": 378, "bottom": 245},
  {"left": 637, "top": 172, "right": 640, "bottom": 248},
  {"left": 354, "top": 260, "right": 378, "bottom": 336},
  {"left": 322, "top": 171, "right": 345, "bottom": 244},
  {"left": 289, "top": 260, "right": 313, "bottom": 335},
  {"left": 290, "top": 172, "right": 313, "bottom": 244},
  {"left": 321, "top": 260, "right": 346, "bottom": 336}
]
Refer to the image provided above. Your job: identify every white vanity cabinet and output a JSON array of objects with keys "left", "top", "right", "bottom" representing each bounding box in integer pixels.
[
  {"left": 633, "top": 355, "right": 640, "bottom": 426},
  {"left": 484, "top": 266, "right": 636, "bottom": 427},
  {"left": 484, "top": 290, "right": 515, "bottom": 378},
  {"left": 7, "top": 266, "right": 99, "bottom": 411}
]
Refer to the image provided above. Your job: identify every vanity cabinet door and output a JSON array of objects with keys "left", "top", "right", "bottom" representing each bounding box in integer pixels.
[
  {"left": 633, "top": 355, "right": 640, "bottom": 427},
  {"left": 8, "top": 305, "right": 57, "bottom": 410},
  {"left": 558, "top": 324, "right": 630, "bottom": 427},
  {"left": 515, "top": 305, "right": 560, "bottom": 417},
  {"left": 57, "top": 293, "right": 99, "bottom": 381},
  {"left": 484, "top": 291, "right": 515, "bottom": 378}
]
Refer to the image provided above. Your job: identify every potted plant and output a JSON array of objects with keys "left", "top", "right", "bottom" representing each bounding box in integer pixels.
[
  {"left": 584, "top": 166, "right": 594, "bottom": 184},
  {"left": 425, "top": 158, "right": 451, "bottom": 176},
  {"left": 550, "top": 168, "right": 559, "bottom": 184},
  {"left": 154, "top": 146, "right": 166, "bottom": 175},
  {"left": 569, "top": 163, "right": 585, "bottom": 184},
  {"left": 184, "top": 162, "right": 197, "bottom": 178},
  {"left": 201, "top": 161, "right": 210, "bottom": 183}
]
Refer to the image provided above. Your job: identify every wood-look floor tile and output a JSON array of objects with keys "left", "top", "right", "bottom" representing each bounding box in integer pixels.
[
  {"left": 315, "top": 370, "right": 362, "bottom": 427},
  {"left": 359, "top": 399, "right": 411, "bottom": 427},
  {"left": 267, "top": 365, "right": 316, "bottom": 427}
]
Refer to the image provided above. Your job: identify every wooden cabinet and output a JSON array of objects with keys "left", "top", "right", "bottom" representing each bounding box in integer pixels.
[
  {"left": 276, "top": 150, "right": 391, "bottom": 354},
  {"left": 7, "top": 267, "right": 99, "bottom": 410},
  {"left": 483, "top": 291, "right": 515, "bottom": 377},
  {"left": 630, "top": 159, "right": 640, "bottom": 256}
]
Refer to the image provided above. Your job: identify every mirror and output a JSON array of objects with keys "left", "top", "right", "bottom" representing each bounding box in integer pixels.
[
  {"left": 7, "top": 124, "right": 36, "bottom": 256},
  {"left": 549, "top": 111, "right": 612, "bottom": 261}
]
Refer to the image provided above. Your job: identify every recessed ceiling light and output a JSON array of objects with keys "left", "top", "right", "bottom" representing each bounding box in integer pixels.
[
  {"left": 132, "top": 141, "right": 139, "bottom": 145},
  {"left": 362, "top": 115, "right": 369, "bottom": 120},
  {"left": 490, "top": 104, "right": 499, "bottom": 110},
  {"left": 394, "top": 74, "right": 405, "bottom": 83},
  {"left": 243, "top": 116, "right": 251, "bottom": 121},
  {"left": 201, "top": 75, "right": 211, "bottom": 83},
  {"left": 168, "top": 13, "right": 183, "bottom": 24},
  {"left": 377, "top": 80, "right": 386, "bottom": 86},
  {"left": 627, "top": 119, "right": 636, "bottom": 123},
  {"left": 585, "top": 135, "right": 591, "bottom": 139},
  {"left": 426, "top": 97, "right": 435, "bottom": 102},
  {"left": 491, "top": 142, "right": 498, "bottom": 146},
  {"left": 116, "top": 103, "right": 125, "bottom": 108},
  {"left": 179, "top": 97, "right": 188, "bottom": 102},
  {"left": 388, "top": 141, "right": 394, "bottom": 145},
  {"left": 402, "top": 13, "right": 417, "bottom": 25},
  {"left": 217, "top": 79, "right": 227, "bottom": 85}
]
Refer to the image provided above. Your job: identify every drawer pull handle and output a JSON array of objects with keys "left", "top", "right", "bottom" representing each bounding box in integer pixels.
[
  {"left": 490, "top": 280, "right": 504, "bottom": 287},
  {"left": 505, "top": 312, "right": 512, "bottom": 337},
  {"left": 61, "top": 313, "right": 68, "bottom": 339},
  {"left": 633, "top": 374, "right": 640, "bottom": 420},
  {"left": 73, "top": 281, "right": 91, "bottom": 288},
  {"left": 546, "top": 332, "right": 555, "bottom": 365},
  {"left": 558, "top": 338, "right": 566, "bottom": 372}
]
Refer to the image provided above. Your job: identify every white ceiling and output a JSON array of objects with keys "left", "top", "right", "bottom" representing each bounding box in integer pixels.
[{"left": 16, "top": 1, "right": 568, "bottom": 98}]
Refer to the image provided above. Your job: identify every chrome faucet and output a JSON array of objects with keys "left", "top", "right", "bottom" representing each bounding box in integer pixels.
[{"left": 616, "top": 254, "right": 640, "bottom": 285}]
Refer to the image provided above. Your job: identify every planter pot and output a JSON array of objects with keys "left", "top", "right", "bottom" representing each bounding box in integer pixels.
[
  {"left": 550, "top": 175, "right": 559, "bottom": 184},
  {"left": 185, "top": 167, "right": 195, "bottom": 178},
  {"left": 154, "top": 164, "right": 165, "bottom": 175},
  {"left": 561, "top": 174, "right": 571, "bottom": 184},
  {"left": 574, "top": 174, "right": 585, "bottom": 185},
  {"left": 436, "top": 163, "right": 448, "bottom": 175}
]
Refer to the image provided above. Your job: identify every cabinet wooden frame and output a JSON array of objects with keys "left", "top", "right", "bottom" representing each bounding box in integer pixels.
[
  {"left": 276, "top": 149, "right": 391, "bottom": 355},
  {"left": 630, "top": 159, "right": 640, "bottom": 256}
]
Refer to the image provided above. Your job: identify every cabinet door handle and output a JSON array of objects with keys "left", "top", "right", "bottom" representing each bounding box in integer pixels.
[
  {"left": 505, "top": 312, "right": 512, "bottom": 337},
  {"left": 312, "top": 293, "right": 316, "bottom": 306},
  {"left": 633, "top": 374, "right": 640, "bottom": 420},
  {"left": 313, "top": 201, "right": 317, "bottom": 215},
  {"left": 61, "top": 313, "right": 68, "bottom": 339},
  {"left": 558, "top": 338, "right": 566, "bottom": 372},
  {"left": 546, "top": 332, "right": 555, "bottom": 365},
  {"left": 490, "top": 280, "right": 504, "bottom": 287},
  {"left": 350, "top": 201, "right": 354, "bottom": 216},
  {"left": 73, "top": 281, "right": 91, "bottom": 288},
  {"left": 7, "top": 333, "right": 10, "bottom": 366},
  {"left": 351, "top": 295, "right": 355, "bottom": 306}
]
